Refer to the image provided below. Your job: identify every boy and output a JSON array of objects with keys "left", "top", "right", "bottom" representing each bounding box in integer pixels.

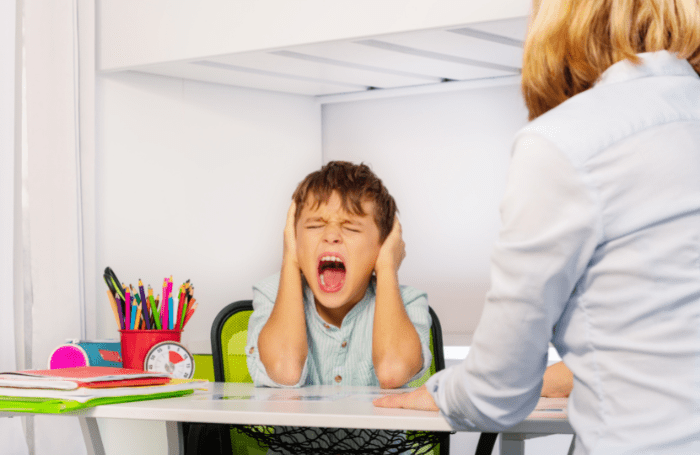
[{"left": 246, "top": 161, "right": 432, "bottom": 390}]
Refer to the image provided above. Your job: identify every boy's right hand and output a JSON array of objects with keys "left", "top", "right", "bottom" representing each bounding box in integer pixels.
[
  {"left": 375, "top": 217, "right": 406, "bottom": 276},
  {"left": 283, "top": 201, "right": 299, "bottom": 268}
]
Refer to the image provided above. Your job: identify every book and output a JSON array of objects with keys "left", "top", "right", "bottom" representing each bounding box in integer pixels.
[
  {"left": 0, "top": 378, "right": 208, "bottom": 413},
  {"left": 0, "top": 378, "right": 206, "bottom": 402},
  {"left": 0, "top": 366, "right": 172, "bottom": 390}
]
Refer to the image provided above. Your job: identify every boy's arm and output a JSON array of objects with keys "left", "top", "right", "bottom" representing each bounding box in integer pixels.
[
  {"left": 373, "top": 218, "right": 424, "bottom": 389},
  {"left": 257, "top": 203, "right": 309, "bottom": 386}
]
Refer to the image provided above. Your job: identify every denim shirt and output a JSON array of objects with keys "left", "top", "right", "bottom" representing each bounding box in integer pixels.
[{"left": 246, "top": 273, "right": 432, "bottom": 388}]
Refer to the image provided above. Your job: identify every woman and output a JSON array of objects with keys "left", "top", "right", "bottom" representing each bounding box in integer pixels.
[{"left": 374, "top": 1, "right": 700, "bottom": 453}]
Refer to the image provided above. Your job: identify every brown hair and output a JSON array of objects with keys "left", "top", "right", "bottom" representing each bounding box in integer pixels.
[
  {"left": 522, "top": 0, "right": 700, "bottom": 120},
  {"left": 292, "top": 161, "right": 397, "bottom": 242}
]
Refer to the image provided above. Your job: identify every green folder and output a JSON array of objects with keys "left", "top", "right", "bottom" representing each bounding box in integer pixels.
[{"left": 0, "top": 388, "right": 194, "bottom": 414}]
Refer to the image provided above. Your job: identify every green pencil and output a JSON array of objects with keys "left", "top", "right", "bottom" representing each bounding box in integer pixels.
[{"left": 148, "top": 286, "right": 161, "bottom": 330}]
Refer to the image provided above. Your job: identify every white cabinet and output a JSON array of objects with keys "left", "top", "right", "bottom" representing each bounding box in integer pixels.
[{"left": 97, "top": 0, "right": 530, "bottom": 96}]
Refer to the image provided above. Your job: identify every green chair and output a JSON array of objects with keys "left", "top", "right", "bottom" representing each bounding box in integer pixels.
[{"left": 187, "top": 299, "right": 450, "bottom": 455}]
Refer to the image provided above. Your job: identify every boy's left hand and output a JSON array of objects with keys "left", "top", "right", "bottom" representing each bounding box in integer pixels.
[{"left": 375, "top": 217, "right": 406, "bottom": 275}]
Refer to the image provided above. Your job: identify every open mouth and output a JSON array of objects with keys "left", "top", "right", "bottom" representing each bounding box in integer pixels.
[{"left": 317, "top": 254, "right": 346, "bottom": 293}]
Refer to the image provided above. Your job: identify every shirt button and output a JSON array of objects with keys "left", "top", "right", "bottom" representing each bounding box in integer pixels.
[
  {"left": 335, "top": 375, "right": 342, "bottom": 383},
  {"left": 249, "top": 347, "right": 255, "bottom": 354},
  {"left": 341, "top": 341, "right": 347, "bottom": 348},
  {"left": 324, "top": 324, "right": 331, "bottom": 329}
]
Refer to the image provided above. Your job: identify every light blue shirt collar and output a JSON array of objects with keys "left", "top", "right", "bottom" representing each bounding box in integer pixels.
[
  {"left": 305, "top": 276, "right": 376, "bottom": 330},
  {"left": 596, "top": 50, "right": 698, "bottom": 87}
]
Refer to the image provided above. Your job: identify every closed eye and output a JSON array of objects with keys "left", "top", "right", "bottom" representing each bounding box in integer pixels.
[{"left": 343, "top": 226, "right": 361, "bottom": 233}]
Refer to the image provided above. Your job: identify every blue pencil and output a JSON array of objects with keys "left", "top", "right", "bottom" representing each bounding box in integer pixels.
[
  {"left": 125, "top": 287, "right": 131, "bottom": 330},
  {"left": 168, "top": 295, "right": 175, "bottom": 330},
  {"left": 129, "top": 285, "right": 138, "bottom": 330}
]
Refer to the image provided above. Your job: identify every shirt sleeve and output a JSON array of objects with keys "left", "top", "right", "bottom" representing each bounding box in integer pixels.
[
  {"left": 401, "top": 286, "right": 433, "bottom": 385},
  {"left": 426, "top": 133, "right": 602, "bottom": 431},
  {"left": 245, "top": 274, "right": 310, "bottom": 388}
]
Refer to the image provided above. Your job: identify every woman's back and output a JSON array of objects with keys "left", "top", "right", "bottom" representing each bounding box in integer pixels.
[{"left": 524, "top": 50, "right": 700, "bottom": 454}]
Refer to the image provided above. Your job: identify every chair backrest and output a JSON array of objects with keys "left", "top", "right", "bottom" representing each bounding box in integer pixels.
[
  {"left": 211, "top": 300, "right": 255, "bottom": 383},
  {"left": 409, "top": 305, "right": 445, "bottom": 387}
]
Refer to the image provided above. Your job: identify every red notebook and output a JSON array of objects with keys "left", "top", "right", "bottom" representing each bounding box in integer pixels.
[{"left": 0, "top": 366, "right": 172, "bottom": 390}]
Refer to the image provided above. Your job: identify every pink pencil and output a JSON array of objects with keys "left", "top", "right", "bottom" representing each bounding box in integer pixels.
[
  {"left": 161, "top": 278, "right": 168, "bottom": 330},
  {"left": 166, "top": 277, "right": 174, "bottom": 330}
]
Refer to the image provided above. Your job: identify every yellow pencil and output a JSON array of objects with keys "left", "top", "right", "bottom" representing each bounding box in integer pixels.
[
  {"left": 135, "top": 305, "right": 142, "bottom": 330},
  {"left": 106, "top": 289, "right": 122, "bottom": 329}
]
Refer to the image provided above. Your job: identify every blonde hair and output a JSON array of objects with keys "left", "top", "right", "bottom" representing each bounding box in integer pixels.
[{"left": 522, "top": 0, "right": 700, "bottom": 120}]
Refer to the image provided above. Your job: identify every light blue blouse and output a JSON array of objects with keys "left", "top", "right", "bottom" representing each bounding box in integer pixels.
[
  {"left": 246, "top": 273, "right": 432, "bottom": 388},
  {"left": 428, "top": 51, "right": 700, "bottom": 455}
]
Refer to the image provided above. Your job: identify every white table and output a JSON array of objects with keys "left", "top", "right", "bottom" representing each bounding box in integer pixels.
[{"left": 1, "top": 382, "right": 573, "bottom": 455}]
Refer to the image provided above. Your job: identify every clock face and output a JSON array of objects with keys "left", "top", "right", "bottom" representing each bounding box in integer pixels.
[{"left": 144, "top": 341, "right": 195, "bottom": 379}]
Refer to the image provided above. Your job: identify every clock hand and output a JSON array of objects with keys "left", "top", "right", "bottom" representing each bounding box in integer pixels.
[{"left": 169, "top": 351, "right": 185, "bottom": 364}]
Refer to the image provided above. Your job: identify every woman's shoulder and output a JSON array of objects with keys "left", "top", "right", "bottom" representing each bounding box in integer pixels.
[{"left": 517, "top": 57, "right": 700, "bottom": 164}]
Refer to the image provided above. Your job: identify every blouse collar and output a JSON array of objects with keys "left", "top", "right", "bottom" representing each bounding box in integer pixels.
[{"left": 596, "top": 50, "right": 698, "bottom": 87}]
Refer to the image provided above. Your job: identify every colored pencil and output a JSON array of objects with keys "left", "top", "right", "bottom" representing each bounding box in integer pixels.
[
  {"left": 134, "top": 304, "right": 142, "bottom": 330},
  {"left": 138, "top": 279, "right": 151, "bottom": 329},
  {"left": 125, "top": 287, "right": 132, "bottom": 330},
  {"left": 129, "top": 286, "right": 138, "bottom": 330},
  {"left": 115, "top": 294, "right": 126, "bottom": 330},
  {"left": 161, "top": 279, "right": 168, "bottom": 331},
  {"left": 182, "top": 301, "right": 198, "bottom": 329},
  {"left": 134, "top": 292, "right": 144, "bottom": 327},
  {"left": 106, "top": 289, "right": 123, "bottom": 330},
  {"left": 148, "top": 286, "right": 161, "bottom": 330},
  {"left": 168, "top": 294, "right": 175, "bottom": 330},
  {"left": 178, "top": 283, "right": 189, "bottom": 330},
  {"left": 167, "top": 277, "right": 174, "bottom": 329}
]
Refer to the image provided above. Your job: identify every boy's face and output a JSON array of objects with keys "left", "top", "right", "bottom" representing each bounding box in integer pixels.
[{"left": 296, "top": 191, "right": 382, "bottom": 316}]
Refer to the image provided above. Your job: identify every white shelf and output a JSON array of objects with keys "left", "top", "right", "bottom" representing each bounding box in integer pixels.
[{"left": 97, "top": 0, "right": 529, "bottom": 97}]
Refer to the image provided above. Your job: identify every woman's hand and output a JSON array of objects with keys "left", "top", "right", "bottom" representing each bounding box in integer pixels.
[{"left": 372, "top": 384, "right": 439, "bottom": 411}]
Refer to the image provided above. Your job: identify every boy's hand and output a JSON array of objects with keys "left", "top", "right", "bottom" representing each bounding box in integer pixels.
[
  {"left": 541, "top": 361, "right": 573, "bottom": 397},
  {"left": 283, "top": 201, "right": 299, "bottom": 268},
  {"left": 375, "top": 217, "right": 406, "bottom": 275}
]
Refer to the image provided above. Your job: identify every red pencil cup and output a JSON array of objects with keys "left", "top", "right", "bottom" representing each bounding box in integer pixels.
[{"left": 119, "top": 329, "right": 182, "bottom": 370}]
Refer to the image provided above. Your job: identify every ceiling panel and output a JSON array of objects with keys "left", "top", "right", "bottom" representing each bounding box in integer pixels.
[
  {"left": 286, "top": 41, "right": 515, "bottom": 82},
  {"left": 367, "top": 29, "right": 522, "bottom": 69},
  {"left": 138, "top": 61, "right": 364, "bottom": 96},
  {"left": 459, "top": 17, "right": 528, "bottom": 42},
  {"left": 131, "top": 16, "right": 528, "bottom": 96},
  {"left": 209, "top": 50, "right": 439, "bottom": 89}
]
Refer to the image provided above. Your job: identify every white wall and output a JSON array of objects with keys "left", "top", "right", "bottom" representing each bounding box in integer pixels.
[
  {"left": 95, "top": 72, "right": 322, "bottom": 353},
  {"left": 96, "top": 77, "right": 530, "bottom": 348},
  {"left": 322, "top": 83, "right": 528, "bottom": 340}
]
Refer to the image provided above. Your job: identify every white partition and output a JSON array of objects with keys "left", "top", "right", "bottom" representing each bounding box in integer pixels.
[
  {"left": 321, "top": 83, "right": 528, "bottom": 339},
  {"left": 98, "top": 0, "right": 530, "bottom": 71},
  {"left": 95, "top": 72, "right": 322, "bottom": 352}
]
